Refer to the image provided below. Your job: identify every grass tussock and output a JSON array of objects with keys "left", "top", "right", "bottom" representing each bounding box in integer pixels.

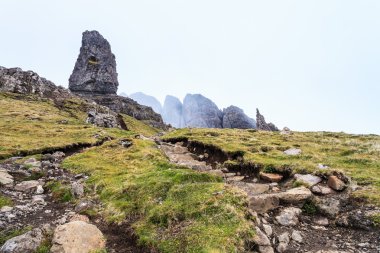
[
  {"left": 62, "top": 138, "right": 254, "bottom": 252},
  {"left": 163, "top": 128, "right": 380, "bottom": 205},
  {"left": 0, "top": 194, "right": 13, "bottom": 208}
]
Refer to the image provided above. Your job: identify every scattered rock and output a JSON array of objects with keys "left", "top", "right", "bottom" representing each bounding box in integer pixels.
[
  {"left": 0, "top": 228, "right": 43, "bottom": 253},
  {"left": 86, "top": 110, "right": 119, "bottom": 128},
  {"left": 294, "top": 174, "right": 322, "bottom": 187},
  {"left": 253, "top": 226, "right": 271, "bottom": 246},
  {"left": 315, "top": 197, "right": 341, "bottom": 217},
  {"left": 14, "top": 180, "right": 41, "bottom": 192},
  {"left": 313, "top": 217, "right": 329, "bottom": 226},
  {"left": 119, "top": 139, "right": 133, "bottom": 148},
  {"left": 284, "top": 148, "right": 302, "bottom": 156},
  {"left": 317, "top": 164, "right": 329, "bottom": 169},
  {"left": 277, "top": 232, "right": 290, "bottom": 253},
  {"left": 0, "top": 206, "right": 13, "bottom": 212},
  {"left": 278, "top": 186, "right": 312, "bottom": 204},
  {"left": 32, "top": 195, "right": 46, "bottom": 205},
  {"left": 248, "top": 184, "right": 270, "bottom": 195},
  {"left": 36, "top": 185, "right": 44, "bottom": 194},
  {"left": 249, "top": 194, "right": 280, "bottom": 213},
  {"left": 262, "top": 224, "right": 273, "bottom": 237},
  {"left": 71, "top": 182, "right": 84, "bottom": 198},
  {"left": 0, "top": 169, "right": 13, "bottom": 185},
  {"left": 50, "top": 221, "right": 105, "bottom": 253},
  {"left": 275, "top": 207, "right": 302, "bottom": 226},
  {"left": 280, "top": 127, "right": 291, "bottom": 135},
  {"left": 291, "top": 230, "right": 303, "bottom": 243},
  {"left": 311, "top": 185, "right": 333, "bottom": 195},
  {"left": 260, "top": 172, "right": 283, "bottom": 183},
  {"left": 75, "top": 200, "right": 94, "bottom": 213},
  {"left": 327, "top": 176, "right": 346, "bottom": 191}
]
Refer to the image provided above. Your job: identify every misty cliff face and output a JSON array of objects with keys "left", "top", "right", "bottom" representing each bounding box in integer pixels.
[
  {"left": 222, "top": 106, "right": 256, "bottom": 129},
  {"left": 162, "top": 95, "right": 183, "bottom": 128},
  {"left": 69, "top": 30, "right": 118, "bottom": 95},
  {"left": 129, "top": 92, "right": 162, "bottom": 114},
  {"left": 182, "top": 94, "right": 223, "bottom": 128}
]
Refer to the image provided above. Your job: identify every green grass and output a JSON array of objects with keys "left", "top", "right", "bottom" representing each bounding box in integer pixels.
[
  {"left": 0, "top": 92, "right": 159, "bottom": 159},
  {"left": 0, "top": 194, "right": 12, "bottom": 208},
  {"left": 62, "top": 137, "right": 255, "bottom": 252},
  {"left": 45, "top": 181, "right": 74, "bottom": 203},
  {"left": 163, "top": 128, "right": 380, "bottom": 205}
]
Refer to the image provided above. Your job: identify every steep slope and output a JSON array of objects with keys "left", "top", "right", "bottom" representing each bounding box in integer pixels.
[{"left": 129, "top": 92, "right": 162, "bottom": 114}]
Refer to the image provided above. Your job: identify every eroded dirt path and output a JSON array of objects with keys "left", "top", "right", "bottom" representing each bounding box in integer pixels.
[{"left": 159, "top": 140, "right": 380, "bottom": 253}]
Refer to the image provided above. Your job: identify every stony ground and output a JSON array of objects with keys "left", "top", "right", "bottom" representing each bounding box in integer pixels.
[{"left": 159, "top": 140, "right": 380, "bottom": 253}]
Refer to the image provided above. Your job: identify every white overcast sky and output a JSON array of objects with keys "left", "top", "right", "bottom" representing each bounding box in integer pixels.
[{"left": 1, "top": 0, "right": 379, "bottom": 134}]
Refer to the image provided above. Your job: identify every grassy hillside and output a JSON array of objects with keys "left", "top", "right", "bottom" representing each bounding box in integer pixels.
[
  {"left": 163, "top": 128, "right": 380, "bottom": 205},
  {"left": 0, "top": 92, "right": 255, "bottom": 252},
  {"left": 0, "top": 93, "right": 158, "bottom": 159},
  {"left": 62, "top": 138, "right": 254, "bottom": 252}
]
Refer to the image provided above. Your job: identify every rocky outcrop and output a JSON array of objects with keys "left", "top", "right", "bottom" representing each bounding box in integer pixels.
[
  {"left": 183, "top": 94, "right": 223, "bottom": 128},
  {"left": 0, "top": 67, "right": 71, "bottom": 99},
  {"left": 0, "top": 228, "right": 44, "bottom": 253},
  {"left": 69, "top": 30, "right": 118, "bottom": 95},
  {"left": 162, "top": 95, "right": 184, "bottom": 128},
  {"left": 130, "top": 92, "right": 162, "bottom": 114},
  {"left": 222, "top": 106, "right": 256, "bottom": 129},
  {"left": 256, "top": 109, "right": 279, "bottom": 131},
  {"left": 69, "top": 31, "right": 166, "bottom": 129}
]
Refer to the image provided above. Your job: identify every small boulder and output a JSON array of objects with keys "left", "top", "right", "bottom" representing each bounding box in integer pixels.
[
  {"left": 294, "top": 174, "right": 322, "bottom": 187},
  {"left": 283, "top": 148, "right": 302, "bottom": 156},
  {"left": 14, "top": 180, "right": 41, "bottom": 192},
  {"left": 313, "top": 217, "right": 329, "bottom": 226},
  {"left": 275, "top": 207, "right": 302, "bottom": 226},
  {"left": 315, "top": 197, "right": 341, "bottom": 217},
  {"left": 50, "top": 221, "right": 105, "bottom": 253},
  {"left": 277, "top": 232, "right": 290, "bottom": 253},
  {"left": 0, "top": 228, "right": 43, "bottom": 253},
  {"left": 75, "top": 200, "right": 94, "bottom": 213},
  {"left": 260, "top": 172, "right": 283, "bottom": 183},
  {"left": 249, "top": 194, "right": 280, "bottom": 213},
  {"left": 278, "top": 186, "right": 312, "bottom": 204},
  {"left": 291, "top": 230, "right": 303, "bottom": 243},
  {"left": 327, "top": 176, "right": 346, "bottom": 191},
  {"left": 280, "top": 127, "right": 291, "bottom": 135},
  {"left": 71, "top": 182, "right": 84, "bottom": 198},
  {"left": 262, "top": 224, "right": 273, "bottom": 237},
  {"left": 0, "top": 169, "right": 13, "bottom": 185},
  {"left": 36, "top": 185, "right": 44, "bottom": 194},
  {"left": 311, "top": 185, "right": 333, "bottom": 195},
  {"left": 0, "top": 206, "right": 13, "bottom": 212},
  {"left": 69, "top": 214, "right": 90, "bottom": 223}
]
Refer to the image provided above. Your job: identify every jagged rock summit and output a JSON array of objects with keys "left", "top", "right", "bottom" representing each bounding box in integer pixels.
[
  {"left": 69, "top": 30, "right": 166, "bottom": 129},
  {"left": 69, "top": 30, "right": 118, "bottom": 95},
  {"left": 222, "top": 106, "right": 256, "bottom": 129},
  {"left": 183, "top": 94, "right": 223, "bottom": 128},
  {"left": 256, "top": 109, "right": 279, "bottom": 131},
  {"left": 130, "top": 92, "right": 162, "bottom": 114}
]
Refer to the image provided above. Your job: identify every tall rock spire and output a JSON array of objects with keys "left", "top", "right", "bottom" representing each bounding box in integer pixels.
[
  {"left": 256, "top": 108, "right": 279, "bottom": 131},
  {"left": 69, "top": 30, "right": 118, "bottom": 95}
]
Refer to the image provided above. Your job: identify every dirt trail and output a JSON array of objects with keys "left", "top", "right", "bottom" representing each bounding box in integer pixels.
[{"left": 159, "top": 139, "right": 380, "bottom": 253}]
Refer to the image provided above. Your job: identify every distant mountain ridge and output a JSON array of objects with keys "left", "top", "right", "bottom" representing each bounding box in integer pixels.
[{"left": 121, "top": 91, "right": 277, "bottom": 130}]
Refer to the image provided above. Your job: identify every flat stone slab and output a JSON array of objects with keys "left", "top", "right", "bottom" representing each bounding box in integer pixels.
[
  {"left": 14, "top": 180, "right": 41, "bottom": 192},
  {"left": 294, "top": 174, "right": 322, "bottom": 187},
  {"left": 278, "top": 186, "right": 312, "bottom": 204},
  {"left": 260, "top": 172, "right": 283, "bottom": 183},
  {"left": 249, "top": 194, "right": 280, "bottom": 213}
]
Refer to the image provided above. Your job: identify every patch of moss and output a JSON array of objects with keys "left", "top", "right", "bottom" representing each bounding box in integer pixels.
[
  {"left": 45, "top": 181, "right": 73, "bottom": 203},
  {"left": 371, "top": 213, "right": 380, "bottom": 227},
  {"left": 302, "top": 201, "right": 318, "bottom": 215}
]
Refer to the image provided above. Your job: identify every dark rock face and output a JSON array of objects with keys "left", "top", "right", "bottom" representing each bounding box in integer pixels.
[
  {"left": 256, "top": 109, "right": 279, "bottom": 131},
  {"left": 69, "top": 31, "right": 166, "bottom": 129},
  {"left": 0, "top": 67, "right": 71, "bottom": 99},
  {"left": 69, "top": 31, "right": 118, "bottom": 95},
  {"left": 162, "top": 95, "right": 183, "bottom": 128},
  {"left": 182, "top": 94, "right": 223, "bottom": 128},
  {"left": 222, "top": 106, "right": 256, "bottom": 129},
  {"left": 129, "top": 92, "right": 162, "bottom": 114},
  {"left": 85, "top": 94, "right": 165, "bottom": 129}
]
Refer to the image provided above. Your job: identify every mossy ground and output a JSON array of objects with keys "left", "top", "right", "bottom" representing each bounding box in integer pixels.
[
  {"left": 62, "top": 138, "right": 254, "bottom": 252},
  {"left": 0, "top": 194, "right": 13, "bottom": 208},
  {"left": 163, "top": 128, "right": 380, "bottom": 205}
]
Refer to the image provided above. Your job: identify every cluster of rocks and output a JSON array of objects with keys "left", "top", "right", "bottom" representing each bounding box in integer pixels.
[
  {"left": 0, "top": 152, "right": 107, "bottom": 253},
  {"left": 160, "top": 140, "right": 380, "bottom": 253},
  {"left": 0, "top": 67, "right": 71, "bottom": 100},
  {"left": 68, "top": 31, "right": 166, "bottom": 129}
]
